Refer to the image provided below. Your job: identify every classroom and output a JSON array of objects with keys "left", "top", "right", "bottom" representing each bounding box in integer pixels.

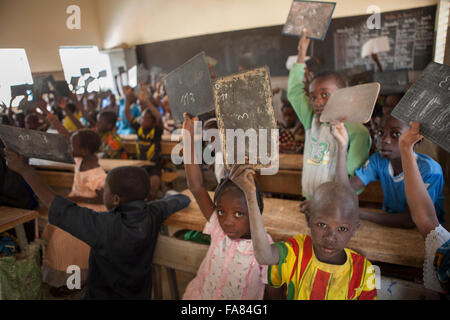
[{"left": 0, "top": 0, "right": 449, "bottom": 303}]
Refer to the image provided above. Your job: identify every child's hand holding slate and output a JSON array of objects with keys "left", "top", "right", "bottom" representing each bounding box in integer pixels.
[
  {"left": 4, "top": 148, "right": 29, "bottom": 174},
  {"left": 229, "top": 164, "right": 257, "bottom": 197},
  {"left": 330, "top": 120, "right": 348, "bottom": 148},
  {"left": 399, "top": 122, "right": 423, "bottom": 152}
]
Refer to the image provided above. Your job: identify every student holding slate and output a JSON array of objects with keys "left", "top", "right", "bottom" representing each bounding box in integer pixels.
[{"left": 288, "top": 30, "right": 371, "bottom": 210}]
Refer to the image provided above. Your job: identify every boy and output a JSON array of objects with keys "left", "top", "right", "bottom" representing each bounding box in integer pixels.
[
  {"left": 124, "top": 86, "right": 164, "bottom": 200},
  {"left": 289, "top": 30, "right": 371, "bottom": 206},
  {"left": 96, "top": 111, "right": 128, "bottom": 159},
  {"left": 330, "top": 113, "right": 445, "bottom": 228},
  {"left": 229, "top": 165, "right": 377, "bottom": 300},
  {"left": 4, "top": 149, "right": 190, "bottom": 299}
]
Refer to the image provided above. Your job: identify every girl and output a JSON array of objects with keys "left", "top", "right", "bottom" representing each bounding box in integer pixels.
[
  {"left": 40, "top": 115, "right": 107, "bottom": 295},
  {"left": 181, "top": 113, "right": 273, "bottom": 300}
]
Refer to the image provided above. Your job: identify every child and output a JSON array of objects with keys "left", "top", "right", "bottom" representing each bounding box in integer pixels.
[
  {"left": 41, "top": 129, "right": 107, "bottom": 295},
  {"left": 124, "top": 86, "right": 163, "bottom": 200},
  {"left": 96, "top": 111, "right": 128, "bottom": 159},
  {"left": 279, "top": 102, "right": 304, "bottom": 154},
  {"left": 4, "top": 150, "right": 190, "bottom": 299},
  {"left": 289, "top": 30, "right": 371, "bottom": 206},
  {"left": 117, "top": 86, "right": 141, "bottom": 135},
  {"left": 182, "top": 113, "right": 273, "bottom": 300},
  {"left": 399, "top": 122, "right": 449, "bottom": 294},
  {"left": 238, "top": 163, "right": 377, "bottom": 300},
  {"left": 330, "top": 113, "right": 445, "bottom": 228}
]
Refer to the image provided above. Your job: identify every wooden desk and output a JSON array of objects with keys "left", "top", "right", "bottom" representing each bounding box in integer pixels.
[
  {"left": 0, "top": 207, "right": 39, "bottom": 250},
  {"left": 124, "top": 140, "right": 180, "bottom": 156},
  {"left": 29, "top": 158, "right": 153, "bottom": 172},
  {"left": 278, "top": 153, "right": 302, "bottom": 171},
  {"left": 119, "top": 134, "right": 137, "bottom": 141},
  {"left": 164, "top": 190, "right": 425, "bottom": 268}
]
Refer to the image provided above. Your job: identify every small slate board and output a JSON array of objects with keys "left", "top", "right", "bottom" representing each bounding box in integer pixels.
[
  {"left": 391, "top": 62, "right": 450, "bottom": 153},
  {"left": 98, "top": 70, "right": 107, "bottom": 78},
  {"left": 320, "top": 82, "right": 380, "bottom": 123},
  {"left": 164, "top": 52, "right": 215, "bottom": 124},
  {"left": 80, "top": 67, "right": 91, "bottom": 75},
  {"left": 283, "top": 0, "right": 336, "bottom": 40},
  {"left": 373, "top": 70, "right": 409, "bottom": 95},
  {"left": 70, "top": 76, "right": 80, "bottom": 89},
  {"left": 0, "top": 125, "right": 74, "bottom": 163},
  {"left": 53, "top": 81, "right": 71, "bottom": 97},
  {"left": 214, "top": 67, "right": 277, "bottom": 169},
  {"left": 10, "top": 84, "right": 33, "bottom": 97}
]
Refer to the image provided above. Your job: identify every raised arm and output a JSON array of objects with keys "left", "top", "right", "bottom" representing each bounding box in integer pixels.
[
  {"left": 123, "top": 86, "right": 135, "bottom": 124},
  {"left": 230, "top": 164, "right": 280, "bottom": 266},
  {"left": 58, "top": 96, "right": 84, "bottom": 130},
  {"left": 399, "top": 122, "right": 439, "bottom": 237},
  {"left": 182, "top": 112, "right": 215, "bottom": 221},
  {"left": 138, "top": 84, "right": 163, "bottom": 129}
]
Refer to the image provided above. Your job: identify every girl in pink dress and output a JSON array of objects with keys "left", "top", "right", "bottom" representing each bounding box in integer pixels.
[
  {"left": 41, "top": 129, "right": 107, "bottom": 295},
  {"left": 181, "top": 114, "right": 273, "bottom": 300}
]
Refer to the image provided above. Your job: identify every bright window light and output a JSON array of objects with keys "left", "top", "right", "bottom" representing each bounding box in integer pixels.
[
  {"left": 59, "top": 46, "right": 114, "bottom": 94},
  {"left": 0, "top": 49, "right": 33, "bottom": 106}
]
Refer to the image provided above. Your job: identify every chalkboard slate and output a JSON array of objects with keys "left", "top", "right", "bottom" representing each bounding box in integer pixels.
[
  {"left": 283, "top": 0, "right": 335, "bottom": 40},
  {"left": 373, "top": 70, "right": 409, "bottom": 95},
  {"left": 164, "top": 52, "right": 215, "bottom": 124},
  {"left": 320, "top": 82, "right": 380, "bottom": 123},
  {"left": 136, "top": 6, "right": 435, "bottom": 77},
  {"left": 391, "top": 62, "right": 450, "bottom": 153},
  {"left": 0, "top": 125, "right": 74, "bottom": 163},
  {"left": 214, "top": 67, "right": 277, "bottom": 169}
]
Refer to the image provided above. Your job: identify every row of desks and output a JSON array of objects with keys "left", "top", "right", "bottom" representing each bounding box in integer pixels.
[{"left": 164, "top": 190, "right": 424, "bottom": 268}]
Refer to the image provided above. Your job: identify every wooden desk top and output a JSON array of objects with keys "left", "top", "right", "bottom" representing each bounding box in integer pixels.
[
  {"left": 119, "top": 134, "right": 137, "bottom": 141},
  {"left": 29, "top": 158, "right": 154, "bottom": 172},
  {"left": 164, "top": 190, "right": 425, "bottom": 268},
  {"left": 0, "top": 207, "right": 39, "bottom": 233},
  {"left": 278, "top": 153, "right": 302, "bottom": 171}
]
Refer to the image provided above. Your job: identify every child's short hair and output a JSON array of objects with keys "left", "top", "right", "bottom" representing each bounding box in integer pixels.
[
  {"left": 309, "top": 181, "right": 358, "bottom": 218},
  {"left": 99, "top": 111, "right": 117, "bottom": 126},
  {"left": 213, "top": 177, "right": 264, "bottom": 214},
  {"left": 76, "top": 129, "right": 102, "bottom": 154},
  {"left": 281, "top": 102, "right": 294, "bottom": 112},
  {"left": 106, "top": 166, "right": 150, "bottom": 202},
  {"left": 312, "top": 71, "right": 348, "bottom": 89}
]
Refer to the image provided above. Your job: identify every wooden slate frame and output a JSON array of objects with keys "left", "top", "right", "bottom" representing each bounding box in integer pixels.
[
  {"left": 0, "top": 125, "right": 74, "bottom": 163},
  {"left": 282, "top": 0, "right": 336, "bottom": 40},
  {"left": 213, "top": 66, "right": 277, "bottom": 170}
]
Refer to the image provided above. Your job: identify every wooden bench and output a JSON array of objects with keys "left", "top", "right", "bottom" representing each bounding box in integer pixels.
[{"left": 152, "top": 234, "right": 208, "bottom": 299}]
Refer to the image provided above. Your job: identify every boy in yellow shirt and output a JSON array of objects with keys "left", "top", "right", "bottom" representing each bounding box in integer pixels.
[{"left": 230, "top": 165, "right": 377, "bottom": 300}]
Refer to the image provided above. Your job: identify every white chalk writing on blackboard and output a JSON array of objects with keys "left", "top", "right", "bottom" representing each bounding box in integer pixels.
[
  {"left": 181, "top": 92, "right": 195, "bottom": 106},
  {"left": 438, "top": 76, "right": 450, "bottom": 90},
  {"left": 18, "top": 134, "right": 30, "bottom": 141}
]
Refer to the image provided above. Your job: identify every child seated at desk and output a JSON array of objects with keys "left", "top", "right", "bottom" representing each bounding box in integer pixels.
[
  {"left": 237, "top": 164, "right": 377, "bottom": 300},
  {"left": 399, "top": 122, "right": 449, "bottom": 295},
  {"left": 330, "top": 113, "right": 445, "bottom": 228},
  {"left": 41, "top": 129, "right": 107, "bottom": 296},
  {"left": 279, "top": 102, "right": 304, "bottom": 154},
  {"left": 289, "top": 30, "right": 371, "bottom": 205},
  {"left": 117, "top": 86, "right": 141, "bottom": 135},
  {"left": 96, "top": 111, "right": 128, "bottom": 160},
  {"left": 4, "top": 150, "right": 190, "bottom": 299},
  {"left": 182, "top": 114, "right": 273, "bottom": 300},
  {"left": 124, "top": 86, "right": 163, "bottom": 200}
]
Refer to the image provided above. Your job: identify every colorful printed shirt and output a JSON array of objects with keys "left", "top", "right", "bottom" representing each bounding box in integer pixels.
[
  {"left": 100, "top": 131, "right": 128, "bottom": 159},
  {"left": 355, "top": 152, "right": 446, "bottom": 224},
  {"left": 130, "top": 119, "right": 163, "bottom": 163},
  {"left": 268, "top": 234, "right": 377, "bottom": 300},
  {"left": 287, "top": 63, "right": 371, "bottom": 198}
]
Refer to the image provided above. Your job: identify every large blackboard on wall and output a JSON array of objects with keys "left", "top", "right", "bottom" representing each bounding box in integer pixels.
[{"left": 136, "top": 5, "right": 436, "bottom": 77}]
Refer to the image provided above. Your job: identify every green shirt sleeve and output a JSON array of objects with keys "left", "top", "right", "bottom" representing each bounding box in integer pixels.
[
  {"left": 287, "top": 63, "right": 314, "bottom": 131},
  {"left": 345, "top": 123, "right": 372, "bottom": 177}
]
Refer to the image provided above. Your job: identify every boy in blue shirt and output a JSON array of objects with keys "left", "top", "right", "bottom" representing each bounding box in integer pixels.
[
  {"left": 117, "top": 86, "right": 141, "bottom": 135},
  {"left": 330, "top": 113, "right": 445, "bottom": 228}
]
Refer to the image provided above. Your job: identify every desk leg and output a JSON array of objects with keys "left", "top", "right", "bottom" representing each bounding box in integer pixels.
[
  {"left": 14, "top": 225, "right": 28, "bottom": 251},
  {"left": 159, "top": 225, "right": 180, "bottom": 300},
  {"left": 35, "top": 218, "right": 39, "bottom": 239}
]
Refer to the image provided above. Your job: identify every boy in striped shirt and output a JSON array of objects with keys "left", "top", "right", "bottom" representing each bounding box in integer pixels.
[{"left": 230, "top": 165, "right": 377, "bottom": 300}]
